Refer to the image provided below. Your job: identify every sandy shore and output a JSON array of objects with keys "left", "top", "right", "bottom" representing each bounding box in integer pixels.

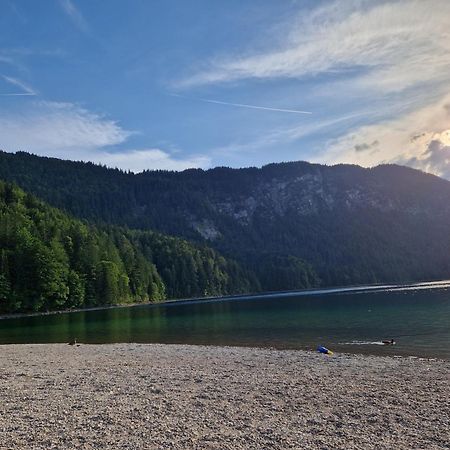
[{"left": 0, "top": 344, "right": 448, "bottom": 449}]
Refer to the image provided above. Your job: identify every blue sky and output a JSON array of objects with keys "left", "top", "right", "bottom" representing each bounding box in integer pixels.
[{"left": 1, "top": 0, "right": 450, "bottom": 176}]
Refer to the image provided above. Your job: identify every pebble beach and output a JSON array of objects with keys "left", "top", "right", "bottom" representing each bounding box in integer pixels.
[{"left": 0, "top": 343, "right": 448, "bottom": 449}]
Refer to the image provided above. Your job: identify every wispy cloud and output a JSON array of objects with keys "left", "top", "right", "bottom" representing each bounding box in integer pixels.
[
  {"left": 58, "top": 0, "right": 89, "bottom": 33},
  {"left": 0, "top": 100, "right": 209, "bottom": 171},
  {"left": 0, "top": 101, "right": 129, "bottom": 153},
  {"left": 1, "top": 75, "right": 37, "bottom": 96},
  {"left": 212, "top": 111, "right": 368, "bottom": 161},
  {"left": 7, "top": 1, "right": 28, "bottom": 24},
  {"left": 179, "top": 0, "right": 450, "bottom": 95},
  {"left": 175, "top": 0, "right": 450, "bottom": 178},
  {"left": 319, "top": 94, "right": 450, "bottom": 174},
  {"left": 0, "top": 56, "right": 14, "bottom": 65},
  {"left": 170, "top": 93, "right": 312, "bottom": 115}
]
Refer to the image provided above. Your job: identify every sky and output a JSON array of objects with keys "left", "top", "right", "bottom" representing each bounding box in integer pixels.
[{"left": 1, "top": 0, "right": 450, "bottom": 177}]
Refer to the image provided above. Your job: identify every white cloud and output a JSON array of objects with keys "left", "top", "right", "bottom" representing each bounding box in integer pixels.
[
  {"left": 176, "top": 0, "right": 450, "bottom": 178},
  {"left": 0, "top": 101, "right": 129, "bottom": 154},
  {"left": 179, "top": 0, "right": 450, "bottom": 94},
  {"left": 88, "top": 149, "right": 211, "bottom": 172},
  {"left": 406, "top": 139, "right": 450, "bottom": 179},
  {"left": 0, "top": 100, "right": 209, "bottom": 172},
  {"left": 318, "top": 94, "right": 450, "bottom": 176}
]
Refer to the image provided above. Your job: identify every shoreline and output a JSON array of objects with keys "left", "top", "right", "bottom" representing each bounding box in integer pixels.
[
  {"left": 0, "top": 301, "right": 147, "bottom": 321},
  {"left": 1, "top": 277, "right": 449, "bottom": 321},
  {"left": 1, "top": 341, "right": 448, "bottom": 364},
  {"left": 1, "top": 339, "right": 448, "bottom": 362},
  {"left": 1, "top": 343, "right": 448, "bottom": 449}
]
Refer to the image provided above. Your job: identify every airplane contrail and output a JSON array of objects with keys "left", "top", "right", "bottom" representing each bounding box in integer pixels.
[
  {"left": 170, "top": 93, "right": 312, "bottom": 115},
  {"left": 1, "top": 75, "right": 37, "bottom": 97},
  {"left": 0, "top": 92, "right": 36, "bottom": 96}
]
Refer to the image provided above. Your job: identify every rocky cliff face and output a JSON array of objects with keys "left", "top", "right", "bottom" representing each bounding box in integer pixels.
[
  {"left": 2, "top": 151, "right": 450, "bottom": 288},
  {"left": 182, "top": 163, "right": 450, "bottom": 240}
]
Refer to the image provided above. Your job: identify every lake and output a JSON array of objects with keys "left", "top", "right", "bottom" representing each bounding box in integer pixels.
[{"left": 1, "top": 281, "right": 449, "bottom": 358}]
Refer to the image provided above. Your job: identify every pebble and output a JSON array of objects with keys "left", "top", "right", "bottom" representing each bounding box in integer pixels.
[{"left": 0, "top": 343, "right": 449, "bottom": 449}]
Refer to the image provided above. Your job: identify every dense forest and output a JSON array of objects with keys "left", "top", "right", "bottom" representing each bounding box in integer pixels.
[
  {"left": 0, "top": 181, "right": 256, "bottom": 313},
  {"left": 2, "top": 151, "right": 450, "bottom": 290}
]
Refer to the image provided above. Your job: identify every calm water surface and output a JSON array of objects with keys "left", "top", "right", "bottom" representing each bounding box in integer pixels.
[{"left": 1, "top": 281, "right": 449, "bottom": 358}]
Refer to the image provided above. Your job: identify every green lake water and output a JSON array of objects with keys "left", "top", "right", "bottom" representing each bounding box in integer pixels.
[{"left": 1, "top": 281, "right": 449, "bottom": 358}]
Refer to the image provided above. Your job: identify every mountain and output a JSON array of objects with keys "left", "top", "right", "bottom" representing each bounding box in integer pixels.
[
  {"left": 0, "top": 180, "right": 255, "bottom": 313},
  {"left": 1, "top": 150, "right": 450, "bottom": 289}
]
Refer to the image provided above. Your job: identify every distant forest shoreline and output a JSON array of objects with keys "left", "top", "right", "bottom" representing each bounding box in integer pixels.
[{"left": 2, "top": 278, "right": 446, "bottom": 322}]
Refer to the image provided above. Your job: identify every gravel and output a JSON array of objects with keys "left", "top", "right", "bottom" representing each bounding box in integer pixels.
[{"left": 0, "top": 343, "right": 448, "bottom": 449}]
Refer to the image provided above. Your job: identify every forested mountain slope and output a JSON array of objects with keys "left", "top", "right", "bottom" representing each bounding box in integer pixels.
[
  {"left": 0, "top": 181, "right": 255, "bottom": 313},
  {"left": 1, "top": 150, "right": 450, "bottom": 288}
]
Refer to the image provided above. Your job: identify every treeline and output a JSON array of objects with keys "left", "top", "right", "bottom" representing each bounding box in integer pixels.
[
  {"left": 3, "top": 151, "right": 449, "bottom": 289},
  {"left": 123, "top": 230, "right": 258, "bottom": 299},
  {"left": 0, "top": 181, "right": 256, "bottom": 313}
]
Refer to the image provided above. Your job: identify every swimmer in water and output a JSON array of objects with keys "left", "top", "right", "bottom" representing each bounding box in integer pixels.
[{"left": 382, "top": 339, "right": 395, "bottom": 345}]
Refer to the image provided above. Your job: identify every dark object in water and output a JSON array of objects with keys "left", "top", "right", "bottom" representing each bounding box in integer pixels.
[
  {"left": 382, "top": 339, "right": 395, "bottom": 345},
  {"left": 68, "top": 338, "right": 77, "bottom": 346}
]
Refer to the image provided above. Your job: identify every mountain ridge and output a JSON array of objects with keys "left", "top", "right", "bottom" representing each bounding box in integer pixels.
[{"left": 1, "top": 150, "right": 450, "bottom": 289}]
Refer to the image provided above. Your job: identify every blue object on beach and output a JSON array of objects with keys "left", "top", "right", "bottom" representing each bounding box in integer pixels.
[{"left": 317, "top": 346, "right": 332, "bottom": 355}]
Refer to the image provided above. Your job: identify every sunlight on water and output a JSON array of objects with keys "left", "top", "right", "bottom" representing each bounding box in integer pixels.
[{"left": 1, "top": 281, "right": 449, "bottom": 359}]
